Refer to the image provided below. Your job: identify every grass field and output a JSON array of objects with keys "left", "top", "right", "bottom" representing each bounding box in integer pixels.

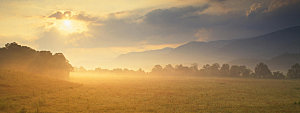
[{"left": 1, "top": 71, "right": 300, "bottom": 113}]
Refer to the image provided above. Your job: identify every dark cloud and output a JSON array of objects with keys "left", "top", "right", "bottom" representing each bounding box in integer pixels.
[
  {"left": 246, "top": 2, "right": 263, "bottom": 16},
  {"left": 140, "top": 1, "right": 300, "bottom": 41},
  {"left": 48, "top": 11, "right": 69, "bottom": 19},
  {"left": 40, "top": 1, "right": 300, "bottom": 49},
  {"left": 48, "top": 11, "right": 98, "bottom": 22},
  {"left": 245, "top": 0, "right": 300, "bottom": 16},
  {"left": 144, "top": 6, "right": 209, "bottom": 28},
  {"left": 264, "top": 0, "right": 299, "bottom": 13},
  {"left": 72, "top": 14, "right": 98, "bottom": 22}
]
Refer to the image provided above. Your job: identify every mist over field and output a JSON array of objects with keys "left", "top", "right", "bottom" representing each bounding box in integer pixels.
[{"left": 1, "top": 0, "right": 300, "bottom": 113}]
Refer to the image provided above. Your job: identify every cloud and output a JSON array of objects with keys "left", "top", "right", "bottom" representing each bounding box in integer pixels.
[
  {"left": 16, "top": 0, "right": 299, "bottom": 69},
  {"left": 199, "top": 0, "right": 232, "bottom": 15},
  {"left": 194, "top": 28, "right": 212, "bottom": 41},
  {"left": 38, "top": 1, "right": 300, "bottom": 50},
  {"left": 264, "top": 0, "right": 299, "bottom": 13},
  {"left": 77, "top": 1, "right": 300, "bottom": 48},
  {"left": 244, "top": 0, "right": 300, "bottom": 16},
  {"left": 48, "top": 10, "right": 98, "bottom": 22},
  {"left": 246, "top": 2, "right": 262, "bottom": 16},
  {"left": 48, "top": 11, "right": 71, "bottom": 19},
  {"left": 72, "top": 13, "right": 99, "bottom": 22},
  {"left": 107, "top": 11, "right": 132, "bottom": 19}
]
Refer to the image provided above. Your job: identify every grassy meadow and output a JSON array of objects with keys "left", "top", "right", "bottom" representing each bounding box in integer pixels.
[{"left": 1, "top": 71, "right": 300, "bottom": 112}]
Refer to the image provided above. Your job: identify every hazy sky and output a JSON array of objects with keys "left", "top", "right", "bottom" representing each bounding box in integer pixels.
[{"left": 0, "top": 0, "right": 300, "bottom": 69}]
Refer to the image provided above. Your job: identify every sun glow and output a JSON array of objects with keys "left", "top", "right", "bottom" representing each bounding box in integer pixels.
[
  {"left": 64, "top": 20, "right": 72, "bottom": 27},
  {"left": 56, "top": 19, "right": 87, "bottom": 34}
]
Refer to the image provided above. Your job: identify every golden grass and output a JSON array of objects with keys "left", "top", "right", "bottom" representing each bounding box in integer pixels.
[{"left": 1, "top": 72, "right": 300, "bottom": 112}]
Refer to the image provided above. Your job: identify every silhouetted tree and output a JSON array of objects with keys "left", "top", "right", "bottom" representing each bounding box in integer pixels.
[
  {"left": 137, "top": 68, "right": 145, "bottom": 75},
  {"left": 220, "top": 64, "right": 230, "bottom": 76},
  {"left": 239, "top": 66, "right": 252, "bottom": 77},
  {"left": 230, "top": 65, "right": 241, "bottom": 77},
  {"left": 212, "top": 63, "right": 220, "bottom": 76},
  {"left": 175, "top": 64, "right": 190, "bottom": 74},
  {"left": 0, "top": 42, "right": 72, "bottom": 78},
  {"left": 229, "top": 65, "right": 252, "bottom": 77},
  {"left": 152, "top": 65, "right": 163, "bottom": 73},
  {"left": 254, "top": 63, "right": 272, "bottom": 78},
  {"left": 201, "top": 64, "right": 211, "bottom": 75},
  {"left": 163, "top": 64, "right": 175, "bottom": 73},
  {"left": 287, "top": 63, "right": 300, "bottom": 79},
  {"left": 200, "top": 63, "right": 220, "bottom": 76},
  {"left": 190, "top": 63, "right": 199, "bottom": 72},
  {"left": 273, "top": 71, "right": 285, "bottom": 79}
]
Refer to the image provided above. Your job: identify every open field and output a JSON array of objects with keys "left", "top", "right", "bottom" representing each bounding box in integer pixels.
[{"left": 1, "top": 72, "right": 300, "bottom": 112}]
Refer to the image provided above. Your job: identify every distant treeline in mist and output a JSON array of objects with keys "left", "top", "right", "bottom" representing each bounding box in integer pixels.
[
  {"left": 2, "top": 42, "right": 300, "bottom": 79},
  {"left": 79, "top": 63, "right": 300, "bottom": 79},
  {"left": 74, "top": 67, "right": 146, "bottom": 76},
  {"left": 0, "top": 42, "right": 72, "bottom": 78},
  {"left": 149, "top": 63, "right": 300, "bottom": 79}
]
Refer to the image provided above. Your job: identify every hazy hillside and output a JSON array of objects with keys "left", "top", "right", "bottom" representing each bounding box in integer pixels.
[
  {"left": 115, "top": 47, "right": 174, "bottom": 70},
  {"left": 116, "top": 26, "right": 300, "bottom": 70},
  {"left": 222, "top": 26, "right": 300, "bottom": 59},
  {"left": 230, "top": 53, "right": 300, "bottom": 72}
]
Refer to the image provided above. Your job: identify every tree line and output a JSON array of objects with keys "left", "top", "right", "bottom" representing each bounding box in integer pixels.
[
  {"left": 150, "top": 63, "right": 300, "bottom": 79},
  {"left": 74, "top": 66, "right": 146, "bottom": 76},
  {"left": 3, "top": 42, "right": 299, "bottom": 79},
  {"left": 76, "top": 62, "right": 300, "bottom": 79},
  {"left": 0, "top": 42, "right": 72, "bottom": 78}
]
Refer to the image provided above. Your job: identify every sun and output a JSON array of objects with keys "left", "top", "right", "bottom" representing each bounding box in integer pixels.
[
  {"left": 56, "top": 19, "right": 87, "bottom": 34},
  {"left": 64, "top": 20, "right": 72, "bottom": 27}
]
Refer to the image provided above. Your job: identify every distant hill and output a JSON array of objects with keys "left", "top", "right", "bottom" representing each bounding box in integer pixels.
[
  {"left": 230, "top": 53, "right": 300, "bottom": 72},
  {"left": 115, "top": 47, "right": 174, "bottom": 70},
  {"left": 221, "top": 26, "right": 300, "bottom": 58},
  {"left": 116, "top": 26, "right": 300, "bottom": 70}
]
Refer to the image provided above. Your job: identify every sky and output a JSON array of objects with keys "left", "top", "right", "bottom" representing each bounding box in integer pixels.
[{"left": 0, "top": 0, "right": 300, "bottom": 69}]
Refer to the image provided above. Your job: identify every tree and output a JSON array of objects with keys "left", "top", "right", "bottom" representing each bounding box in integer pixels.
[
  {"left": 152, "top": 65, "right": 163, "bottom": 73},
  {"left": 239, "top": 66, "right": 252, "bottom": 77},
  {"left": 254, "top": 63, "right": 272, "bottom": 78},
  {"left": 0, "top": 42, "right": 73, "bottom": 78},
  {"left": 200, "top": 64, "right": 210, "bottom": 76},
  {"left": 273, "top": 71, "right": 285, "bottom": 79},
  {"left": 230, "top": 65, "right": 241, "bottom": 77},
  {"left": 211, "top": 63, "right": 220, "bottom": 71},
  {"left": 190, "top": 63, "right": 199, "bottom": 72},
  {"left": 220, "top": 64, "right": 230, "bottom": 76},
  {"left": 175, "top": 64, "right": 190, "bottom": 74},
  {"left": 200, "top": 63, "right": 220, "bottom": 76},
  {"left": 163, "top": 64, "right": 174, "bottom": 72},
  {"left": 137, "top": 68, "right": 145, "bottom": 74},
  {"left": 5, "top": 42, "right": 20, "bottom": 49},
  {"left": 229, "top": 65, "right": 252, "bottom": 77},
  {"left": 287, "top": 63, "right": 300, "bottom": 79}
]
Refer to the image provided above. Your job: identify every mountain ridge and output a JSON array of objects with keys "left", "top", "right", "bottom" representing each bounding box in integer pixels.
[{"left": 115, "top": 26, "right": 300, "bottom": 70}]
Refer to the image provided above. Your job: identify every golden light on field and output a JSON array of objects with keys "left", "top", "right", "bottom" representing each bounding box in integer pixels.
[{"left": 56, "top": 19, "right": 87, "bottom": 34}]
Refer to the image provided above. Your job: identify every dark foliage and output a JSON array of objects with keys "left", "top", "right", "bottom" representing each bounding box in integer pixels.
[
  {"left": 148, "top": 62, "right": 300, "bottom": 79},
  {"left": 287, "top": 63, "right": 300, "bottom": 79},
  {"left": 0, "top": 42, "right": 72, "bottom": 78},
  {"left": 254, "top": 63, "right": 273, "bottom": 78},
  {"left": 273, "top": 71, "right": 286, "bottom": 79}
]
